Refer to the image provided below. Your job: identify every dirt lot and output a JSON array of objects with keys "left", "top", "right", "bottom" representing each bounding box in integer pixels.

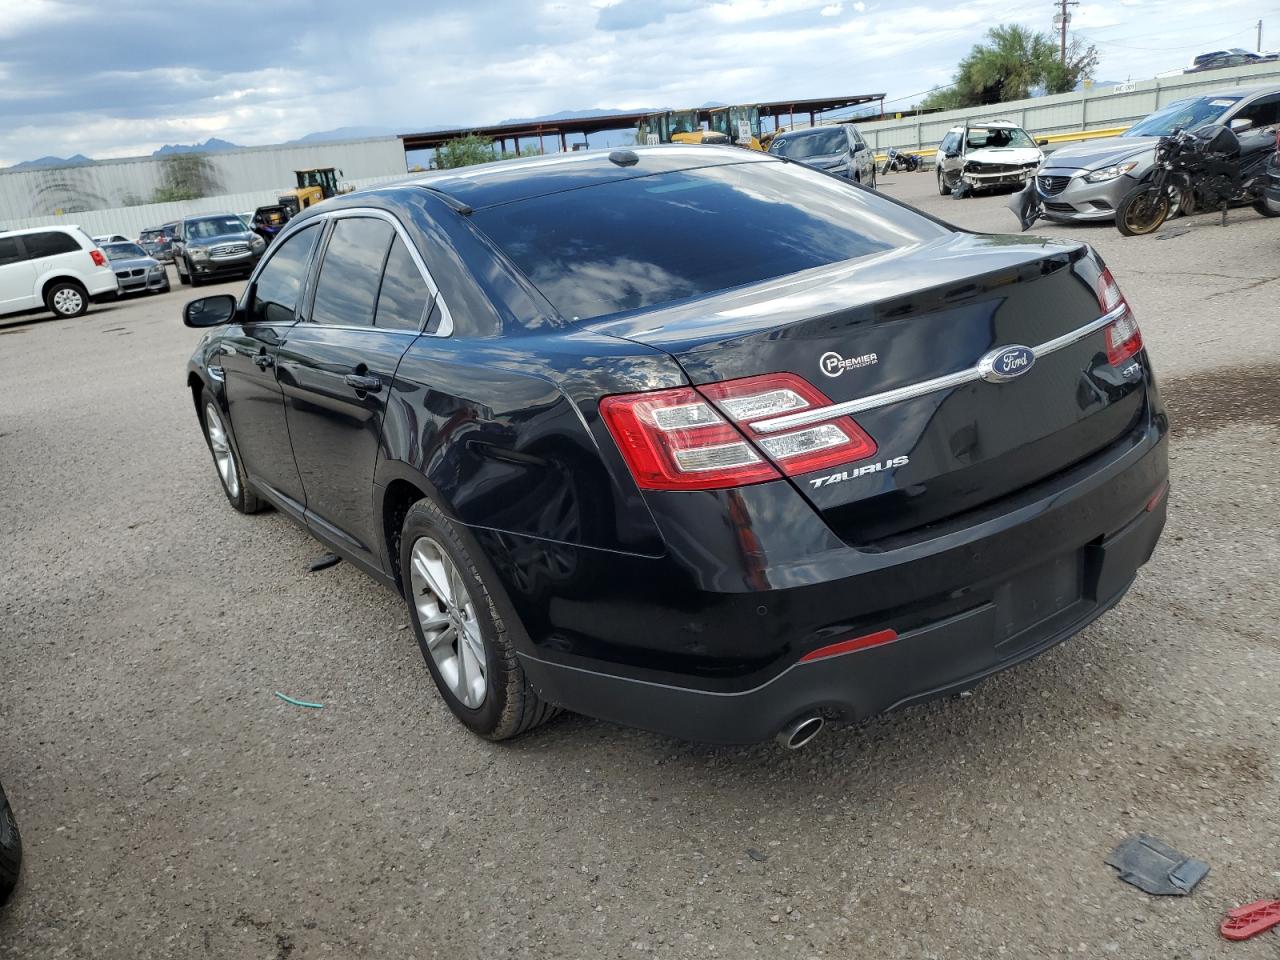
[{"left": 1, "top": 175, "right": 1278, "bottom": 959}]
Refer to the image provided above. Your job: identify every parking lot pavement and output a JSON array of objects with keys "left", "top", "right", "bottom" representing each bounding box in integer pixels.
[{"left": 0, "top": 188, "right": 1277, "bottom": 960}]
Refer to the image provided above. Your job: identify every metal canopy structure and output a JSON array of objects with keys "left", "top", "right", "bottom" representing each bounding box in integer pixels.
[
  {"left": 399, "top": 111, "right": 656, "bottom": 155},
  {"left": 398, "top": 95, "right": 886, "bottom": 157}
]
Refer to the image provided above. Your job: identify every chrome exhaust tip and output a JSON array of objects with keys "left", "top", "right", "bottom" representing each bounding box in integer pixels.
[{"left": 776, "top": 714, "right": 824, "bottom": 750}]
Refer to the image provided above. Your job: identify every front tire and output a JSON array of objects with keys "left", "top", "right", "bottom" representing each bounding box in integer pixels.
[
  {"left": 400, "top": 497, "right": 558, "bottom": 740},
  {"left": 200, "top": 390, "right": 262, "bottom": 514},
  {"left": 1116, "top": 185, "right": 1170, "bottom": 236},
  {"left": 0, "top": 780, "right": 21, "bottom": 906},
  {"left": 45, "top": 280, "right": 88, "bottom": 318},
  {"left": 1253, "top": 196, "right": 1280, "bottom": 217},
  {"left": 937, "top": 169, "right": 951, "bottom": 196}
]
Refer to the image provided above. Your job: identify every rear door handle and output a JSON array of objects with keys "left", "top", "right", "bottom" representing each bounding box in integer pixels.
[
  {"left": 253, "top": 354, "right": 274, "bottom": 369},
  {"left": 345, "top": 374, "right": 382, "bottom": 393}
]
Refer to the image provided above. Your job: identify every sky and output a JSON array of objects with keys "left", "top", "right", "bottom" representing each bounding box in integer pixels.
[{"left": 0, "top": 0, "right": 1276, "bottom": 166}]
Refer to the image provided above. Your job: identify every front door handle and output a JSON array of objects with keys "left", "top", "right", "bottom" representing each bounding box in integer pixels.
[
  {"left": 253, "top": 354, "right": 274, "bottom": 369},
  {"left": 345, "top": 373, "right": 382, "bottom": 393}
]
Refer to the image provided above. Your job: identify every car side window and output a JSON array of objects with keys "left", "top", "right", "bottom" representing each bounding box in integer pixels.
[
  {"left": 24, "top": 232, "right": 80, "bottom": 258},
  {"left": 1236, "top": 95, "right": 1280, "bottom": 130},
  {"left": 310, "top": 217, "right": 395, "bottom": 327},
  {"left": 848, "top": 129, "right": 865, "bottom": 149},
  {"left": 374, "top": 237, "right": 431, "bottom": 331},
  {"left": 0, "top": 237, "right": 22, "bottom": 266},
  {"left": 249, "top": 223, "right": 320, "bottom": 325}
]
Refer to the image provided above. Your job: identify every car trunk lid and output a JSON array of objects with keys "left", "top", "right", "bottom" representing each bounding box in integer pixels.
[{"left": 587, "top": 232, "right": 1147, "bottom": 545}]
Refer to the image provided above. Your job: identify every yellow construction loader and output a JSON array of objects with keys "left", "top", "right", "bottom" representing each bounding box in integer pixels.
[{"left": 278, "top": 168, "right": 348, "bottom": 217}]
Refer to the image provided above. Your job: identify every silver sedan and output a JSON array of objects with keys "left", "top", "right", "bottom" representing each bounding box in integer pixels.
[{"left": 1036, "top": 84, "right": 1280, "bottom": 222}]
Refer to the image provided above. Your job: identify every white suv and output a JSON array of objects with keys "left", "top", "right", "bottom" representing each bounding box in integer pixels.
[{"left": 0, "top": 226, "right": 119, "bottom": 320}]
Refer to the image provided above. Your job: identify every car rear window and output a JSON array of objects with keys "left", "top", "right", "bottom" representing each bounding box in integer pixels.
[{"left": 471, "top": 161, "right": 944, "bottom": 321}]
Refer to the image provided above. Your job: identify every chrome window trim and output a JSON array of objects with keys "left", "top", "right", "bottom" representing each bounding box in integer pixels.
[
  {"left": 253, "top": 206, "right": 454, "bottom": 337},
  {"left": 749, "top": 303, "right": 1129, "bottom": 435}
]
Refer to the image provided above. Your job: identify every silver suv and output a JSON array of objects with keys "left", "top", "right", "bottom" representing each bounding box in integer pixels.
[{"left": 171, "top": 214, "right": 266, "bottom": 287}]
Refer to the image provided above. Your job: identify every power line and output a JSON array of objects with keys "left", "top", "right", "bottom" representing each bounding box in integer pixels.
[{"left": 1079, "top": 27, "right": 1257, "bottom": 51}]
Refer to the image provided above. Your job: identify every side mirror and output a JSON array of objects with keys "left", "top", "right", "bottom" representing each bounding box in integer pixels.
[
  {"left": 1036, "top": 138, "right": 1049, "bottom": 147},
  {"left": 184, "top": 294, "right": 238, "bottom": 328},
  {"left": 1229, "top": 118, "right": 1253, "bottom": 132},
  {"left": 945, "top": 150, "right": 960, "bottom": 159}
]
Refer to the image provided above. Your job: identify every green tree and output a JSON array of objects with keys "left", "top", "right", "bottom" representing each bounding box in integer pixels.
[
  {"left": 434, "top": 135, "right": 544, "bottom": 169},
  {"left": 922, "top": 24, "right": 1098, "bottom": 110},
  {"left": 435, "top": 134, "right": 498, "bottom": 169}
]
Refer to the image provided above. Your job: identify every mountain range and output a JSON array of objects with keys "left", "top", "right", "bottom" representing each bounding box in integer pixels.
[{"left": 2, "top": 107, "right": 683, "bottom": 169}]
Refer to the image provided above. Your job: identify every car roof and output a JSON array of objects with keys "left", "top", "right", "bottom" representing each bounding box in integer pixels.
[
  {"left": 948, "top": 119, "right": 1024, "bottom": 132},
  {"left": 185, "top": 213, "right": 241, "bottom": 222},
  {"left": 0, "top": 225, "right": 83, "bottom": 238},
  {"left": 405, "top": 144, "right": 774, "bottom": 210}
]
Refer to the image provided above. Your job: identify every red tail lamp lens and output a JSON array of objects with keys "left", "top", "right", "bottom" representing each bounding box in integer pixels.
[
  {"left": 90, "top": 249, "right": 107, "bottom": 267},
  {"left": 698, "top": 373, "right": 877, "bottom": 477},
  {"left": 1097, "top": 268, "right": 1143, "bottom": 366},
  {"left": 799, "top": 629, "right": 899, "bottom": 662}
]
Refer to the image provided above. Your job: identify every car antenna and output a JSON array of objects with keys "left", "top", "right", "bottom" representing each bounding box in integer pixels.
[
  {"left": 609, "top": 149, "right": 640, "bottom": 167},
  {"left": 415, "top": 185, "right": 472, "bottom": 215}
]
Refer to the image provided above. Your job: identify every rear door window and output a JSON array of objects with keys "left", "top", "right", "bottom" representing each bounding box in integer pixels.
[
  {"left": 310, "top": 217, "right": 395, "bottom": 327},
  {"left": 374, "top": 237, "right": 430, "bottom": 331},
  {"left": 249, "top": 223, "right": 320, "bottom": 324},
  {"left": 471, "top": 161, "right": 945, "bottom": 321},
  {"left": 24, "top": 231, "right": 81, "bottom": 257},
  {"left": 0, "top": 237, "right": 23, "bottom": 266}
]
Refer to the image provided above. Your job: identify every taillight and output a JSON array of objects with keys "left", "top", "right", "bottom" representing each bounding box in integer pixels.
[
  {"left": 699, "top": 373, "right": 877, "bottom": 476},
  {"left": 598, "top": 388, "right": 779, "bottom": 490},
  {"left": 1097, "top": 268, "right": 1143, "bottom": 366},
  {"left": 600, "top": 373, "right": 877, "bottom": 491},
  {"left": 90, "top": 249, "right": 107, "bottom": 267}
]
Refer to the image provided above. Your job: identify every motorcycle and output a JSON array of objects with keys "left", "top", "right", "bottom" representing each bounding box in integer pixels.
[
  {"left": 1114, "top": 120, "right": 1280, "bottom": 236},
  {"left": 881, "top": 147, "right": 921, "bottom": 175}
]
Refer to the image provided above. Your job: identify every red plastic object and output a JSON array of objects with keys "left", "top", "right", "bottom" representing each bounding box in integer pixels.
[
  {"left": 798, "top": 629, "right": 899, "bottom": 663},
  {"left": 1220, "top": 899, "right": 1280, "bottom": 941}
]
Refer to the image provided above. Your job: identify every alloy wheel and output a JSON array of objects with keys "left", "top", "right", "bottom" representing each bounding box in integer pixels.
[
  {"left": 410, "top": 536, "right": 487, "bottom": 708},
  {"left": 52, "top": 288, "right": 83, "bottom": 316},
  {"left": 204, "top": 403, "right": 239, "bottom": 498}
]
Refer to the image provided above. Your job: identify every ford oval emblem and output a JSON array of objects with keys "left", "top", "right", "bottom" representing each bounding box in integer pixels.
[{"left": 978, "top": 344, "right": 1036, "bottom": 383}]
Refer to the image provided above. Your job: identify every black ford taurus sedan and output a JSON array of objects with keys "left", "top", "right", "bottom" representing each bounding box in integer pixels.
[{"left": 184, "top": 145, "right": 1168, "bottom": 747}]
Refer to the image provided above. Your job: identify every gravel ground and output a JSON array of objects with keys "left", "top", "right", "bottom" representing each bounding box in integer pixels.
[{"left": 1, "top": 175, "right": 1278, "bottom": 959}]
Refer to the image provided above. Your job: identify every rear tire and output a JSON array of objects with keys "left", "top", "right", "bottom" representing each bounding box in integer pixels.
[
  {"left": 937, "top": 169, "right": 951, "bottom": 196},
  {"left": 1116, "top": 185, "right": 1170, "bottom": 236},
  {"left": 200, "top": 389, "right": 263, "bottom": 514},
  {"left": 0, "top": 780, "right": 21, "bottom": 906},
  {"left": 399, "top": 497, "right": 559, "bottom": 741},
  {"left": 44, "top": 280, "right": 88, "bottom": 318}
]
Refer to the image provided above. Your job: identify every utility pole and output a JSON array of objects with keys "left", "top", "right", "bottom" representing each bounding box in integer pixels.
[
  {"left": 1258, "top": 19, "right": 1264, "bottom": 53},
  {"left": 1054, "top": 0, "right": 1080, "bottom": 63}
]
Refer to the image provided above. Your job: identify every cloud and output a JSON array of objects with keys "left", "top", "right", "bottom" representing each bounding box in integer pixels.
[
  {"left": 0, "top": 0, "right": 1271, "bottom": 166},
  {"left": 821, "top": 3, "right": 842, "bottom": 15}
]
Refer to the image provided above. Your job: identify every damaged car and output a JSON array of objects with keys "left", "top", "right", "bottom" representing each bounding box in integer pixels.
[
  {"left": 937, "top": 120, "right": 1045, "bottom": 196},
  {"left": 1034, "top": 85, "right": 1280, "bottom": 222}
]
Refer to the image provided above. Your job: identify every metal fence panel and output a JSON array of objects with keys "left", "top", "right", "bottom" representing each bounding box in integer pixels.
[
  {"left": 0, "top": 174, "right": 420, "bottom": 239},
  {"left": 859, "top": 61, "right": 1280, "bottom": 152}
]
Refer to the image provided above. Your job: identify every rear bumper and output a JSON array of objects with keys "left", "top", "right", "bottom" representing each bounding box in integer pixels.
[
  {"left": 521, "top": 496, "right": 1163, "bottom": 744},
  {"left": 489, "top": 395, "right": 1169, "bottom": 743}
]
